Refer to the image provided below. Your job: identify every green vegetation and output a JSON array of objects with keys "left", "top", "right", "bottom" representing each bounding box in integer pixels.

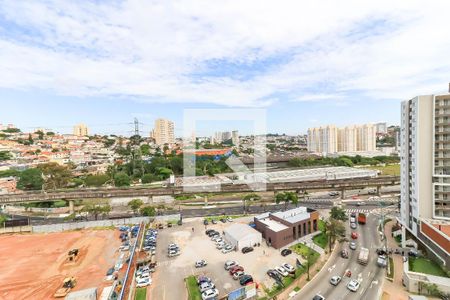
[
  {"left": 114, "top": 172, "right": 131, "bottom": 187},
  {"left": 141, "top": 206, "right": 156, "bottom": 216},
  {"left": 288, "top": 155, "right": 399, "bottom": 168},
  {"left": 128, "top": 199, "right": 144, "bottom": 215},
  {"left": 82, "top": 200, "right": 111, "bottom": 220},
  {"left": 313, "top": 232, "right": 328, "bottom": 249},
  {"left": 85, "top": 174, "right": 110, "bottom": 187},
  {"left": 394, "top": 235, "right": 402, "bottom": 245},
  {"left": 135, "top": 288, "right": 147, "bottom": 300},
  {"left": 318, "top": 219, "right": 325, "bottom": 231},
  {"left": 0, "top": 169, "right": 20, "bottom": 178},
  {"left": 275, "top": 191, "right": 298, "bottom": 210},
  {"left": 289, "top": 243, "right": 319, "bottom": 265},
  {"left": 367, "top": 164, "right": 400, "bottom": 176},
  {"left": 409, "top": 257, "right": 449, "bottom": 277},
  {"left": 0, "top": 151, "right": 11, "bottom": 161},
  {"left": 17, "top": 168, "right": 44, "bottom": 190},
  {"left": 329, "top": 207, "right": 348, "bottom": 221},
  {"left": 0, "top": 214, "right": 7, "bottom": 226},
  {"left": 185, "top": 276, "right": 202, "bottom": 300}
]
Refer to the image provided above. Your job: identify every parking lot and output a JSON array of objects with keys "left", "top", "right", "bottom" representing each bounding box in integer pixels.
[{"left": 149, "top": 216, "right": 304, "bottom": 300}]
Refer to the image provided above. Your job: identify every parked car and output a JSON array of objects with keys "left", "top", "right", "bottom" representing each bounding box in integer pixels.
[
  {"left": 281, "top": 249, "right": 292, "bottom": 256},
  {"left": 216, "top": 243, "right": 225, "bottom": 250},
  {"left": 205, "top": 229, "right": 213, "bottom": 235},
  {"left": 329, "top": 275, "right": 341, "bottom": 286},
  {"left": 136, "top": 277, "right": 152, "bottom": 287},
  {"left": 203, "top": 219, "right": 209, "bottom": 225},
  {"left": 106, "top": 268, "right": 115, "bottom": 276},
  {"left": 282, "top": 263, "right": 295, "bottom": 274},
  {"left": 350, "top": 222, "right": 357, "bottom": 229},
  {"left": 239, "top": 275, "right": 253, "bottom": 286},
  {"left": 201, "top": 288, "right": 219, "bottom": 300},
  {"left": 224, "top": 260, "right": 238, "bottom": 270},
  {"left": 199, "top": 281, "right": 215, "bottom": 293},
  {"left": 267, "top": 269, "right": 282, "bottom": 281},
  {"left": 195, "top": 260, "right": 207, "bottom": 268},
  {"left": 275, "top": 266, "right": 289, "bottom": 277},
  {"left": 227, "top": 217, "right": 233, "bottom": 222},
  {"left": 313, "top": 295, "right": 325, "bottom": 300},
  {"left": 341, "top": 249, "right": 349, "bottom": 258},
  {"left": 347, "top": 279, "right": 360, "bottom": 292},
  {"left": 232, "top": 271, "right": 245, "bottom": 280},
  {"left": 351, "top": 232, "right": 358, "bottom": 239},
  {"left": 220, "top": 218, "right": 227, "bottom": 223},
  {"left": 197, "top": 276, "right": 212, "bottom": 285},
  {"left": 168, "top": 250, "right": 180, "bottom": 257},
  {"left": 349, "top": 242, "right": 357, "bottom": 250},
  {"left": 350, "top": 216, "right": 356, "bottom": 223},
  {"left": 222, "top": 245, "right": 234, "bottom": 253},
  {"left": 229, "top": 265, "right": 244, "bottom": 275},
  {"left": 241, "top": 247, "right": 254, "bottom": 254},
  {"left": 211, "top": 219, "right": 218, "bottom": 224}
]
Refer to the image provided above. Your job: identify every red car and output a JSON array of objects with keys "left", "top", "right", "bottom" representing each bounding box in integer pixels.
[
  {"left": 229, "top": 265, "right": 244, "bottom": 275},
  {"left": 351, "top": 232, "right": 358, "bottom": 239}
]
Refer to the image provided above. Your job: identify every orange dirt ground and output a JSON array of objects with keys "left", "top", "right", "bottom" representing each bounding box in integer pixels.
[{"left": 0, "top": 229, "right": 121, "bottom": 300}]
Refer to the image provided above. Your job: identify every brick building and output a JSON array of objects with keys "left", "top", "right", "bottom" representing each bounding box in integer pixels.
[{"left": 254, "top": 207, "right": 319, "bottom": 249}]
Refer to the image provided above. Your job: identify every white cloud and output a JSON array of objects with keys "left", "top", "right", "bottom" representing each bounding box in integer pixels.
[{"left": 0, "top": 0, "right": 449, "bottom": 106}]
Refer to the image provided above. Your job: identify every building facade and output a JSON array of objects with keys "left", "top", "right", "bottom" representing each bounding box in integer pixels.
[
  {"left": 376, "top": 122, "right": 388, "bottom": 134},
  {"left": 308, "top": 124, "right": 376, "bottom": 154},
  {"left": 254, "top": 207, "right": 319, "bottom": 249},
  {"left": 73, "top": 124, "right": 89, "bottom": 137},
  {"left": 400, "top": 87, "right": 450, "bottom": 267},
  {"left": 153, "top": 118, "right": 175, "bottom": 146},
  {"left": 232, "top": 130, "right": 239, "bottom": 146}
]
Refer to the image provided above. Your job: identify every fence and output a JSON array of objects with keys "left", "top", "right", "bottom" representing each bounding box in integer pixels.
[{"left": 31, "top": 214, "right": 181, "bottom": 233}]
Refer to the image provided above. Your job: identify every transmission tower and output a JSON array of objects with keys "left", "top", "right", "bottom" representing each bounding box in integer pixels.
[{"left": 134, "top": 118, "right": 140, "bottom": 136}]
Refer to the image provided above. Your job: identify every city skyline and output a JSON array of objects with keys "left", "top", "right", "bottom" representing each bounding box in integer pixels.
[{"left": 2, "top": 1, "right": 450, "bottom": 135}]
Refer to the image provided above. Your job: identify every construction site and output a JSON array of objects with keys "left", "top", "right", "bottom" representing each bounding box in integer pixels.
[{"left": 0, "top": 229, "right": 122, "bottom": 300}]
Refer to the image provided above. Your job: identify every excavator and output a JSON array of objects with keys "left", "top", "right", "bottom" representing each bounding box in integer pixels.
[{"left": 54, "top": 277, "right": 76, "bottom": 298}]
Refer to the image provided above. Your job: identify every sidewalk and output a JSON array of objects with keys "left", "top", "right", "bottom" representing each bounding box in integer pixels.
[{"left": 381, "top": 220, "right": 410, "bottom": 300}]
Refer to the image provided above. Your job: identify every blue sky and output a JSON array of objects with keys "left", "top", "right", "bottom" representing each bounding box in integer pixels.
[{"left": 1, "top": 1, "right": 449, "bottom": 136}]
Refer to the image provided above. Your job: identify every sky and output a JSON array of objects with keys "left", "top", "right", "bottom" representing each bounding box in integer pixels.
[{"left": 1, "top": 0, "right": 450, "bottom": 136}]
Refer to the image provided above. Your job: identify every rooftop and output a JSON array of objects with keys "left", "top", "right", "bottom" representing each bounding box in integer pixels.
[
  {"left": 272, "top": 207, "right": 311, "bottom": 224},
  {"left": 224, "top": 223, "right": 262, "bottom": 240},
  {"left": 258, "top": 218, "right": 289, "bottom": 232}
]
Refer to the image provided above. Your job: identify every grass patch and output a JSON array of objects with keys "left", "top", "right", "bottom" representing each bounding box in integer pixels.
[
  {"left": 205, "top": 214, "right": 246, "bottom": 222},
  {"left": 293, "top": 286, "right": 300, "bottom": 292},
  {"left": 312, "top": 232, "right": 328, "bottom": 249},
  {"left": 186, "top": 276, "right": 202, "bottom": 300},
  {"left": 289, "top": 243, "right": 320, "bottom": 265},
  {"left": 367, "top": 164, "right": 400, "bottom": 176},
  {"left": 387, "top": 257, "right": 394, "bottom": 279},
  {"left": 409, "top": 257, "right": 449, "bottom": 277},
  {"left": 135, "top": 288, "right": 147, "bottom": 300}
]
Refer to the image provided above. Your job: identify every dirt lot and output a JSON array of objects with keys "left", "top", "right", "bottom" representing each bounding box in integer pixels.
[
  {"left": 149, "top": 217, "right": 302, "bottom": 300},
  {"left": 0, "top": 229, "right": 121, "bottom": 300}
]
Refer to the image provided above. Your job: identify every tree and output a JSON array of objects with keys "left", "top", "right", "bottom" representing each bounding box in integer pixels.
[
  {"left": 275, "top": 192, "right": 285, "bottom": 207},
  {"left": 85, "top": 174, "right": 110, "bottom": 187},
  {"left": 0, "top": 151, "right": 11, "bottom": 161},
  {"left": 82, "top": 200, "right": 110, "bottom": 220},
  {"left": 242, "top": 193, "right": 261, "bottom": 214},
  {"left": 275, "top": 192, "right": 297, "bottom": 210},
  {"left": 114, "top": 172, "right": 130, "bottom": 187},
  {"left": 140, "top": 144, "right": 150, "bottom": 156},
  {"left": 128, "top": 199, "right": 143, "bottom": 215},
  {"left": 306, "top": 246, "right": 314, "bottom": 281},
  {"left": 330, "top": 206, "right": 348, "bottom": 221},
  {"left": 0, "top": 214, "right": 7, "bottom": 226},
  {"left": 35, "top": 130, "right": 44, "bottom": 140},
  {"left": 325, "top": 219, "right": 346, "bottom": 253},
  {"left": 141, "top": 173, "right": 158, "bottom": 184},
  {"left": 141, "top": 206, "right": 156, "bottom": 216},
  {"left": 38, "top": 162, "right": 72, "bottom": 190},
  {"left": 17, "top": 168, "right": 44, "bottom": 190},
  {"left": 285, "top": 191, "right": 298, "bottom": 207}
]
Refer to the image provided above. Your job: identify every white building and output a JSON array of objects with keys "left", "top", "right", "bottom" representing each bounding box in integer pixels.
[
  {"left": 223, "top": 223, "right": 262, "bottom": 250},
  {"left": 73, "top": 123, "right": 89, "bottom": 137},
  {"left": 400, "top": 85, "right": 450, "bottom": 267},
  {"left": 232, "top": 130, "right": 239, "bottom": 146},
  {"left": 153, "top": 118, "right": 175, "bottom": 146},
  {"left": 376, "top": 122, "right": 388, "bottom": 134}
]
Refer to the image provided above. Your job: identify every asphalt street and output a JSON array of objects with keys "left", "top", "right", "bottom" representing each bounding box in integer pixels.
[{"left": 293, "top": 214, "right": 385, "bottom": 300}]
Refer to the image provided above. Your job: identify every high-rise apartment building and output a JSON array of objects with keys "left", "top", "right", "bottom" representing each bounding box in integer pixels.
[
  {"left": 232, "top": 130, "right": 239, "bottom": 146},
  {"left": 308, "top": 124, "right": 375, "bottom": 153},
  {"left": 73, "top": 123, "right": 89, "bottom": 136},
  {"left": 376, "top": 122, "right": 387, "bottom": 134},
  {"left": 307, "top": 125, "right": 338, "bottom": 153},
  {"left": 153, "top": 118, "right": 175, "bottom": 145},
  {"left": 400, "top": 85, "right": 450, "bottom": 267}
]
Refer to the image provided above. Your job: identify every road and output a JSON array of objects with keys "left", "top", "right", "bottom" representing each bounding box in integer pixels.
[{"left": 293, "top": 214, "right": 385, "bottom": 300}]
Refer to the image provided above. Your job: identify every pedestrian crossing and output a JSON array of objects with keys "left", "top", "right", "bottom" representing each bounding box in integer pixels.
[{"left": 345, "top": 208, "right": 372, "bottom": 214}]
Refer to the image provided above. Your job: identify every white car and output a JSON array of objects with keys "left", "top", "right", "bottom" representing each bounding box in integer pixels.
[
  {"left": 282, "top": 263, "right": 295, "bottom": 273},
  {"left": 224, "top": 260, "right": 238, "bottom": 270},
  {"left": 347, "top": 279, "right": 360, "bottom": 292},
  {"left": 199, "top": 281, "right": 215, "bottom": 293},
  {"left": 136, "top": 272, "right": 150, "bottom": 281},
  {"left": 216, "top": 243, "right": 225, "bottom": 250},
  {"left": 275, "top": 266, "right": 289, "bottom": 277},
  {"left": 232, "top": 271, "right": 245, "bottom": 280},
  {"left": 201, "top": 288, "right": 219, "bottom": 300},
  {"left": 136, "top": 277, "right": 152, "bottom": 287},
  {"left": 329, "top": 275, "right": 341, "bottom": 286},
  {"left": 168, "top": 250, "right": 180, "bottom": 257},
  {"left": 211, "top": 236, "right": 221, "bottom": 242},
  {"left": 195, "top": 260, "right": 207, "bottom": 268},
  {"left": 222, "top": 245, "right": 234, "bottom": 253},
  {"left": 136, "top": 266, "right": 150, "bottom": 276}
]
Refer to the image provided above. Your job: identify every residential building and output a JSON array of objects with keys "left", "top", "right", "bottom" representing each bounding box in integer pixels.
[
  {"left": 308, "top": 124, "right": 376, "bottom": 154},
  {"left": 307, "top": 125, "right": 338, "bottom": 154},
  {"left": 73, "top": 123, "right": 89, "bottom": 137},
  {"left": 400, "top": 84, "right": 450, "bottom": 267},
  {"left": 376, "top": 122, "right": 388, "bottom": 134},
  {"left": 0, "top": 177, "right": 17, "bottom": 194},
  {"left": 232, "top": 130, "right": 239, "bottom": 146},
  {"left": 153, "top": 118, "right": 175, "bottom": 145},
  {"left": 254, "top": 207, "right": 319, "bottom": 249}
]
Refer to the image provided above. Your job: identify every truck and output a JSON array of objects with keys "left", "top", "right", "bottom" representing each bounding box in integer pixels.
[
  {"left": 357, "top": 247, "right": 370, "bottom": 265},
  {"left": 358, "top": 213, "right": 366, "bottom": 225}
]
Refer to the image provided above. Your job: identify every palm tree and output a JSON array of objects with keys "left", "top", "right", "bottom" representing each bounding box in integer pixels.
[{"left": 326, "top": 219, "right": 346, "bottom": 252}]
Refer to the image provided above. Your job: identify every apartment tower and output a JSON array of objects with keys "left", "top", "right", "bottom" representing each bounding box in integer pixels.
[
  {"left": 400, "top": 84, "right": 450, "bottom": 267},
  {"left": 153, "top": 118, "right": 175, "bottom": 145},
  {"left": 73, "top": 123, "right": 89, "bottom": 136}
]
